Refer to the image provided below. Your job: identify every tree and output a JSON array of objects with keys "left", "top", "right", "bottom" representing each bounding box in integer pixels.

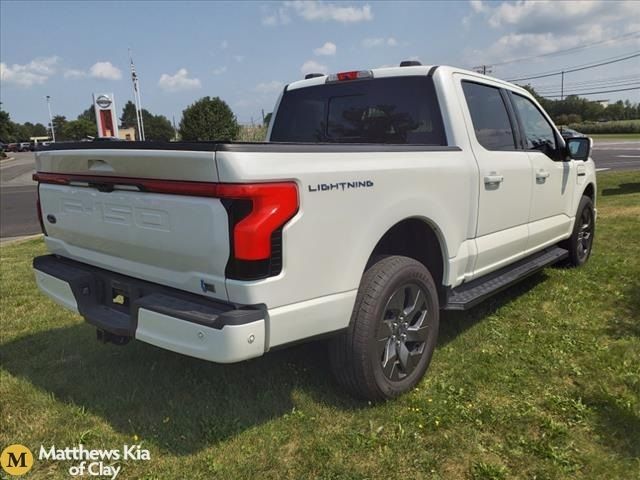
[
  {"left": 62, "top": 119, "right": 97, "bottom": 140},
  {"left": 119, "top": 101, "right": 174, "bottom": 140},
  {"left": 0, "top": 107, "right": 12, "bottom": 141},
  {"left": 179, "top": 96, "right": 239, "bottom": 141},
  {"left": 144, "top": 113, "right": 175, "bottom": 141},
  {"left": 120, "top": 100, "right": 138, "bottom": 129},
  {"left": 77, "top": 105, "right": 96, "bottom": 124},
  {"left": 263, "top": 112, "right": 272, "bottom": 126},
  {"left": 52, "top": 115, "right": 68, "bottom": 140}
]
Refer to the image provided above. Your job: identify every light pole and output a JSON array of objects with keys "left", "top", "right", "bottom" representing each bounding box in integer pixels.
[{"left": 46, "top": 95, "right": 56, "bottom": 142}]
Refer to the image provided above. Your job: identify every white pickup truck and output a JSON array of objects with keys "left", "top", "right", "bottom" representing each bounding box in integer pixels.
[{"left": 33, "top": 63, "right": 596, "bottom": 400}]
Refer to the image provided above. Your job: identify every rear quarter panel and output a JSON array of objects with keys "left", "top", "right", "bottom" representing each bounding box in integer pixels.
[{"left": 217, "top": 148, "right": 478, "bottom": 310}]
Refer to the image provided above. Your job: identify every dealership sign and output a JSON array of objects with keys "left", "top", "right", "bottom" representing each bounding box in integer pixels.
[{"left": 93, "top": 93, "right": 119, "bottom": 138}]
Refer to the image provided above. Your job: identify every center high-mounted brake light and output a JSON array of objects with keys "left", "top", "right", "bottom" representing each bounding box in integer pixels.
[
  {"left": 33, "top": 172, "right": 299, "bottom": 262},
  {"left": 326, "top": 70, "right": 373, "bottom": 82}
]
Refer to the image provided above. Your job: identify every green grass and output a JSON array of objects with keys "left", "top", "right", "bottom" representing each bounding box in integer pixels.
[
  {"left": 2, "top": 171, "right": 639, "bottom": 479},
  {"left": 591, "top": 133, "right": 640, "bottom": 142}
]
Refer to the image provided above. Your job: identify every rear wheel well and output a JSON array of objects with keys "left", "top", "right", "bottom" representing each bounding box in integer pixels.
[{"left": 368, "top": 218, "right": 445, "bottom": 302}]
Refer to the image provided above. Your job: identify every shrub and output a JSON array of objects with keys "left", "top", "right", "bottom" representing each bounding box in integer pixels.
[{"left": 568, "top": 119, "right": 640, "bottom": 134}]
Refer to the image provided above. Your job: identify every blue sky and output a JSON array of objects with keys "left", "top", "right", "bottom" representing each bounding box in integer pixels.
[{"left": 1, "top": 0, "right": 639, "bottom": 125}]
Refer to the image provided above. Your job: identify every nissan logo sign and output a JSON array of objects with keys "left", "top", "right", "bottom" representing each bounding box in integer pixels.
[{"left": 96, "top": 95, "right": 112, "bottom": 109}]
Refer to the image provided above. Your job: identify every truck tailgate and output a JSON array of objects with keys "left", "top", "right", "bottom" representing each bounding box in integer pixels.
[{"left": 36, "top": 149, "right": 230, "bottom": 301}]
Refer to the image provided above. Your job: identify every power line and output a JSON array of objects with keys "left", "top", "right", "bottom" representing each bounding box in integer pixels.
[
  {"left": 542, "top": 86, "right": 640, "bottom": 98},
  {"left": 507, "top": 52, "right": 640, "bottom": 82},
  {"left": 492, "top": 31, "right": 640, "bottom": 67},
  {"left": 531, "top": 73, "right": 640, "bottom": 91},
  {"left": 533, "top": 79, "right": 640, "bottom": 94}
]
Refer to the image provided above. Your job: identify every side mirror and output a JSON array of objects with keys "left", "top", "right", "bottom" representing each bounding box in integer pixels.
[{"left": 566, "top": 137, "right": 592, "bottom": 161}]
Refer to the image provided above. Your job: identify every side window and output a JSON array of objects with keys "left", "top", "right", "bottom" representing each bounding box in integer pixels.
[
  {"left": 462, "top": 81, "right": 517, "bottom": 151},
  {"left": 511, "top": 94, "right": 557, "bottom": 152}
]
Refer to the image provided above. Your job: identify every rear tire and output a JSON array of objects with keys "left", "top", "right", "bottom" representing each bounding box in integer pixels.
[
  {"left": 564, "top": 195, "right": 595, "bottom": 267},
  {"left": 329, "top": 256, "right": 439, "bottom": 401}
]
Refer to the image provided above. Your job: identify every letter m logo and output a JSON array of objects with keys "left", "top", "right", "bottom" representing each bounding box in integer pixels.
[{"left": 7, "top": 451, "right": 27, "bottom": 467}]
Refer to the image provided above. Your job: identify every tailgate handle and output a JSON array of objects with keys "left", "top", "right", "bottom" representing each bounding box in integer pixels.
[{"left": 88, "top": 159, "right": 115, "bottom": 173}]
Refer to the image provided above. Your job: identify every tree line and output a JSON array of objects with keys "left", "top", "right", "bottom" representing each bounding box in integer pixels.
[
  {"left": 0, "top": 96, "right": 253, "bottom": 143},
  {"left": 521, "top": 85, "right": 640, "bottom": 125}
]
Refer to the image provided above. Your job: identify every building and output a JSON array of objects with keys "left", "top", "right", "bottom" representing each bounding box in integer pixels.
[{"left": 118, "top": 127, "right": 137, "bottom": 141}]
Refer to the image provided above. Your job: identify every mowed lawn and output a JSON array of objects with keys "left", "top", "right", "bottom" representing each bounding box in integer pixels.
[{"left": 1, "top": 171, "right": 638, "bottom": 480}]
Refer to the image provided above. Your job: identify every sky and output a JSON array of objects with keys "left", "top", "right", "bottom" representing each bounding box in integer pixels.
[{"left": 1, "top": 0, "right": 639, "bottom": 126}]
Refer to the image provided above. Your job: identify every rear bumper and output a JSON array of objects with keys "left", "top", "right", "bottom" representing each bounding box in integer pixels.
[{"left": 33, "top": 255, "right": 266, "bottom": 363}]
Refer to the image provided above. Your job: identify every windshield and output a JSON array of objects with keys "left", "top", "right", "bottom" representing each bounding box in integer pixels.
[{"left": 270, "top": 76, "right": 446, "bottom": 145}]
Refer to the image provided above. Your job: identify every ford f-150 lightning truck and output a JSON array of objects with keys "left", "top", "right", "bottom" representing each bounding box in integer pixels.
[{"left": 33, "top": 62, "right": 596, "bottom": 400}]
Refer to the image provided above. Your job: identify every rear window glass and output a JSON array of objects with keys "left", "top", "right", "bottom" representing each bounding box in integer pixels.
[
  {"left": 462, "top": 81, "right": 517, "bottom": 151},
  {"left": 270, "top": 76, "right": 446, "bottom": 145}
]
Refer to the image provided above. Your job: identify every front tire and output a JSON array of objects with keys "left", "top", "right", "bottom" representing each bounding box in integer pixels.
[
  {"left": 564, "top": 195, "right": 595, "bottom": 267},
  {"left": 329, "top": 256, "right": 440, "bottom": 401}
]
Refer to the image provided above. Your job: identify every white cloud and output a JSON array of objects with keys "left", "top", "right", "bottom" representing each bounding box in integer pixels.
[
  {"left": 314, "top": 41, "right": 337, "bottom": 56},
  {"left": 262, "top": 6, "right": 291, "bottom": 26},
  {"left": 158, "top": 68, "right": 201, "bottom": 92},
  {"left": 470, "top": 24, "right": 609, "bottom": 65},
  {"left": 465, "top": 1, "right": 640, "bottom": 64},
  {"left": 285, "top": 1, "right": 373, "bottom": 23},
  {"left": 300, "top": 59, "right": 328, "bottom": 75},
  {"left": 362, "top": 37, "right": 398, "bottom": 48},
  {"left": 487, "top": 0, "right": 600, "bottom": 28},
  {"left": 470, "top": 0, "right": 485, "bottom": 13},
  {"left": 213, "top": 66, "right": 227, "bottom": 75},
  {"left": 221, "top": 40, "right": 229, "bottom": 49},
  {"left": 89, "top": 61, "right": 122, "bottom": 80},
  {"left": 64, "top": 69, "right": 87, "bottom": 79},
  {"left": 0, "top": 56, "right": 59, "bottom": 87},
  {"left": 234, "top": 55, "right": 245, "bottom": 63},
  {"left": 255, "top": 80, "right": 284, "bottom": 93},
  {"left": 263, "top": 1, "right": 372, "bottom": 25}
]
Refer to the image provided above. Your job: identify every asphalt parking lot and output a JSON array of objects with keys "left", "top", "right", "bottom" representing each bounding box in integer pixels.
[{"left": 1, "top": 142, "right": 638, "bottom": 240}]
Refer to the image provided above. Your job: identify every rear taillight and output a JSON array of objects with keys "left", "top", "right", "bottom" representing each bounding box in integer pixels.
[
  {"left": 33, "top": 173, "right": 299, "bottom": 279},
  {"left": 216, "top": 183, "right": 298, "bottom": 261}
]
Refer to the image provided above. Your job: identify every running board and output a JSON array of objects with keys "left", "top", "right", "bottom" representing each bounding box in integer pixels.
[{"left": 444, "top": 247, "right": 568, "bottom": 311}]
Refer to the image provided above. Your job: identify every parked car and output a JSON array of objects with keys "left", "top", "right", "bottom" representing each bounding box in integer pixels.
[
  {"left": 5, "top": 143, "right": 19, "bottom": 152},
  {"left": 560, "top": 127, "right": 585, "bottom": 139},
  {"left": 32, "top": 62, "right": 596, "bottom": 400},
  {"left": 18, "top": 142, "right": 32, "bottom": 152}
]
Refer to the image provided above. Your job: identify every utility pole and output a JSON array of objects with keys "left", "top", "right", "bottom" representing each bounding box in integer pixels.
[
  {"left": 560, "top": 70, "right": 565, "bottom": 101},
  {"left": 45, "top": 95, "right": 56, "bottom": 142},
  {"left": 129, "top": 48, "right": 145, "bottom": 141},
  {"left": 473, "top": 65, "right": 493, "bottom": 75}
]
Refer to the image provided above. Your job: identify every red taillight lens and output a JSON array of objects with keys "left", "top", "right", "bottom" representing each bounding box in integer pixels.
[
  {"left": 217, "top": 183, "right": 298, "bottom": 260},
  {"left": 32, "top": 173, "right": 299, "bottom": 262},
  {"left": 337, "top": 71, "right": 359, "bottom": 81}
]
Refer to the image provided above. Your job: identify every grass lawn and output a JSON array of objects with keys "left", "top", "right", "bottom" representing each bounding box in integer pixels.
[
  {"left": 1, "top": 171, "right": 639, "bottom": 479},
  {"left": 591, "top": 133, "right": 640, "bottom": 142}
]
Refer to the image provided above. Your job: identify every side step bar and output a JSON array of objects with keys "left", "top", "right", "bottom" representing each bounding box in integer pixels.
[{"left": 444, "top": 247, "right": 568, "bottom": 310}]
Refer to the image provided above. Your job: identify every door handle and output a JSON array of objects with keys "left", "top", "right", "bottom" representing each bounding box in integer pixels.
[
  {"left": 484, "top": 174, "right": 504, "bottom": 185},
  {"left": 536, "top": 170, "right": 550, "bottom": 180}
]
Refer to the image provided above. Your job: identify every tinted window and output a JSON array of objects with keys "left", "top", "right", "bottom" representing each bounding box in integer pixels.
[
  {"left": 511, "top": 94, "right": 556, "bottom": 151},
  {"left": 462, "top": 81, "right": 516, "bottom": 151},
  {"left": 271, "top": 77, "right": 446, "bottom": 144}
]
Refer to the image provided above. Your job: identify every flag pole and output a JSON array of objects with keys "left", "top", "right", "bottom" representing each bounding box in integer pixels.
[{"left": 129, "top": 48, "right": 145, "bottom": 141}]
